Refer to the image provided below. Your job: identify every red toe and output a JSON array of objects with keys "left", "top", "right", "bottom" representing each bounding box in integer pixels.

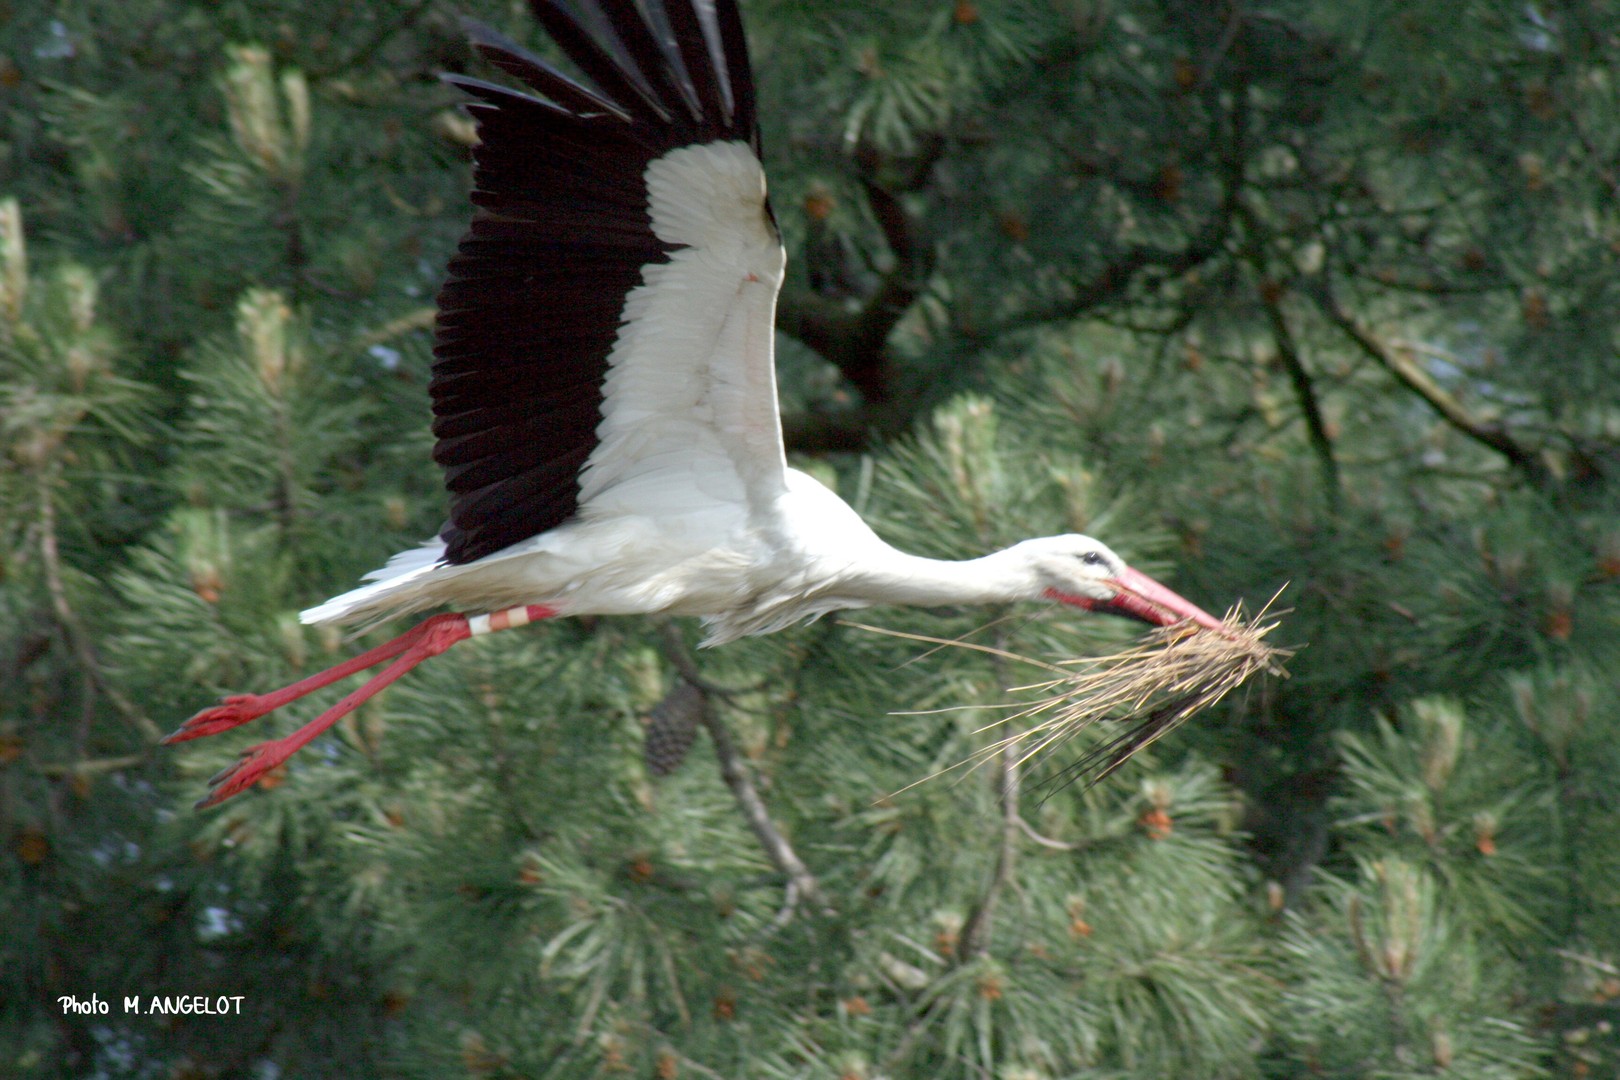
[
  {"left": 163, "top": 695, "right": 271, "bottom": 744},
  {"left": 195, "top": 741, "right": 290, "bottom": 808}
]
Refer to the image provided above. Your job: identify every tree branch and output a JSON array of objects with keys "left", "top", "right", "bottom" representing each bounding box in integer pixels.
[
  {"left": 986, "top": 83, "right": 1247, "bottom": 338},
  {"left": 346, "top": 305, "right": 435, "bottom": 356},
  {"left": 33, "top": 753, "right": 147, "bottom": 778},
  {"left": 958, "top": 640, "right": 1021, "bottom": 960},
  {"left": 698, "top": 700, "right": 828, "bottom": 919},
  {"left": 1016, "top": 815, "right": 1088, "bottom": 852},
  {"left": 37, "top": 470, "right": 161, "bottom": 743},
  {"left": 656, "top": 623, "right": 829, "bottom": 920},
  {"left": 1260, "top": 285, "right": 1342, "bottom": 509},
  {"left": 958, "top": 738, "right": 1019, "bottom": 960},
  {"left": 306, "top": 0, "right": 437, "bottom": 80},
  {"left": 775, "top": 137, "right": 942, "bottom": 413},
  {"left": 779, "top": 59, "right": 1249, "bottom": 449},
  {"left": 1310, "top": 285, "right": 1550, "bottom": 485}
]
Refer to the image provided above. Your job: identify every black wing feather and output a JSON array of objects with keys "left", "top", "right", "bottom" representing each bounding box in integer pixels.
[
  {"left": 711, "top": 0, "right": 755, "bottom": 137},
  {"left": 525, "top": 0, "right": 670, "bottom": 122},
  {"left": 432, "top": 0, "right": 760, "bottom": 565},
  {"left": 660, "top": 0, "right": 726, "bottom": 124},
  {"left": 458, "top": 23, "right": 630, "bottom": 119}
]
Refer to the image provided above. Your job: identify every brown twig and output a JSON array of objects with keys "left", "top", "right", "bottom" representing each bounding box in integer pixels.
[
  {"left": 33, "top": 753, "right": 147, "bottom": 778},
  {"left": 958, "top": 739, "right": 1018, "bottom": 959},
  {"left": 656, "top": 623, "right": 829, "bottom": 920},
  {"left": 701, "top": 703, "right": 828, "bottom": 921},
  {"left": 346, "top": 306, "right": 435, "bottom": 356},
  {"left": 959, "top": 634, "right": 1020, "bottom": 960},
  {"left": 1016, "top": 815, "right": 1088, "bottom": 852}
]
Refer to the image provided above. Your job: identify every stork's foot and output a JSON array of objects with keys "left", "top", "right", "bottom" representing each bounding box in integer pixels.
[
  {"left": 163, "top": 695, "right": 272, "bottom": 744},
  {"left": 175, "top": 605, "right": 557, "bottom": 808},
  {"left": 165, "top": 611, "right": 482, "bottom": 747},
  {"left": 197, "top": 739, "right": 297, "bottom": 809}
]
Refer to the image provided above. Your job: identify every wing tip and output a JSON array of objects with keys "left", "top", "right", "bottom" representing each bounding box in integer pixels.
[{"left": 452, "top": 0, "right": 756, "bottom": 144}]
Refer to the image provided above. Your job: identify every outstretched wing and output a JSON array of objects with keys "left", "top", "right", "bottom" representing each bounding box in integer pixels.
[{"left": 434, "top": 0, "right": 786, "bottom": 565}]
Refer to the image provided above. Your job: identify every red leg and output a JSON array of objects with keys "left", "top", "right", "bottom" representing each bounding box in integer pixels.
[
  {"left": 177, "top": 604, "right": 556, "bottom": 808},
  {"left": 164, "top": 613, "right": 469, "bottom": 744}
]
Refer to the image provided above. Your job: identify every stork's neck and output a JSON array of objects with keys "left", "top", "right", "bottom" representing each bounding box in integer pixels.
[
  {"left": 775, "top": 470, "right": 1039, "bottom": 610},
  {"left": 842, "top": 544, "right": 1037, "bottom": 608}
]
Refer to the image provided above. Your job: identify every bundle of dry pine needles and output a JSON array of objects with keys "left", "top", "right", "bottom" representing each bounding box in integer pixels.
[
  {"left": 852, "top": 601, "right": 1290, "bottom": 790},
  {"left": 992, "top": 605, "right": 1290, "bottom": 787}
]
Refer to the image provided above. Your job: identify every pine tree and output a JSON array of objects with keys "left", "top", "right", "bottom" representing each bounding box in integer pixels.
[{"left": 5, "top": 1, "right": 1620, "bottom": 1077}]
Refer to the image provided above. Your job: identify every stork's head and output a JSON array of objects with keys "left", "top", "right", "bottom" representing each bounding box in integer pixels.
[{"left": 1015, "top": 535, "right": 1224, "bottom": 631}]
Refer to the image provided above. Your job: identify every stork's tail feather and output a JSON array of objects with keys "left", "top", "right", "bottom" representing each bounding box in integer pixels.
[{"left": 299, "top": 541, "right": 448, "bottom": 626}]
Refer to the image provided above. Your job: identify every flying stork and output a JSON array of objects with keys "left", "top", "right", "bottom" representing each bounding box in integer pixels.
[{"left": 168, "top": 0, "right": 1224, "bottom": 807}]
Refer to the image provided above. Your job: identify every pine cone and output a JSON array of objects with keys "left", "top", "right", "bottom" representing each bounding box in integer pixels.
[{"left": 644, "top": 681, "right": 704, "bottom": 776}]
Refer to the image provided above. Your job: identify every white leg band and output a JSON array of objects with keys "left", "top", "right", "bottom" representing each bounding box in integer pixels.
[{"left": 467, "top": 607, "right": 536, "bottom": 637}]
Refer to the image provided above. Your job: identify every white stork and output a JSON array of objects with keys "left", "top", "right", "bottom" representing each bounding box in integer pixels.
[{"left": 168, "top": 0, "right": 1222, "bottom": 807}]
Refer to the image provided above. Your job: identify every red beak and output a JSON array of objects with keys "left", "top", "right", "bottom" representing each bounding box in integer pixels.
[{"left": 1046, "top": 565, "right": 1224, "bottom": 632}]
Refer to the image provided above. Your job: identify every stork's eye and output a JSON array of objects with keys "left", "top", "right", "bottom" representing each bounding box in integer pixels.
[{"left": 1078, "top": 551, "right": 1108, "bottom": 568}]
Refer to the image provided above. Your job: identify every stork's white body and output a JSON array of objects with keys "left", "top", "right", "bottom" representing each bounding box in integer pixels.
[
  {"left": 313, "top": 470, "right": 821, "bottom": 638},
  {"left": 172, "top": 0, "right": 1222, "bottom": 808},
  {"left": 306, "top": 467, "right": 1068, "bottom": 644},
  {"left": 304, "top": 141, "right": 861, "bottom": 642},
  {"left": 304, "top": 140, "right": 1063, "bottom": 643}
]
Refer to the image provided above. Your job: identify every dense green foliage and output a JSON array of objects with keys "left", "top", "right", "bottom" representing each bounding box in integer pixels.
[{"left": 4, "top": 0, "right": 1620, "bottom": 1076}]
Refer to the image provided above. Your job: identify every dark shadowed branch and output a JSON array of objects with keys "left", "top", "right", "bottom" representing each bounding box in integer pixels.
[
  {"left": 782, "top": 137, "right": 942, "bottom": 389},
  {"left": 1260, "top": 286, "right": 1341, "bottom": 509},
  {"left": 778, "top": 139, "right": 943, "bottom": 451},
  {"left": 1311, "top": 284, "right": 1550, "bottom": 486},
  {"left": 36, "top": 471, "right": 161, "bottom": 744}
]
